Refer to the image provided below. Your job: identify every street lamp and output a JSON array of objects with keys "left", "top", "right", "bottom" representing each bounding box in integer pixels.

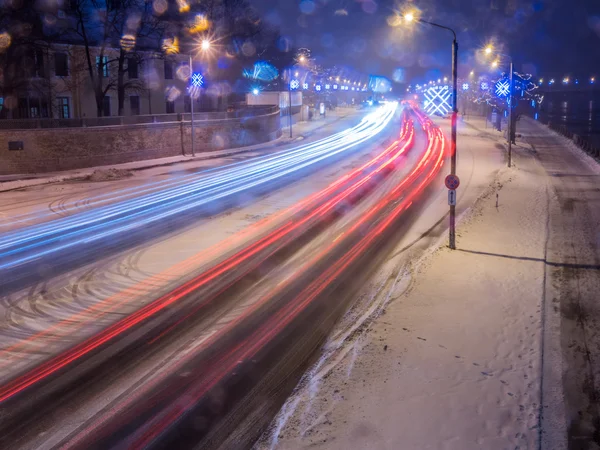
[
  {"left": 403, "top": 10, "right": 459, "bottom": 250},
  {"left": 483, "top": 44, "right": 514, "bottom": 167},
  {"left": 189, "top": 38, "right": 211, "bottom": 157}
]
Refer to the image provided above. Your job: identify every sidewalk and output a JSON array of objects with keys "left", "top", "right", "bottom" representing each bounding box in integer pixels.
[
  {"left": 259, "top": 117, "right": 599, "bottom": 449},
  {"left": 0, "top": 108, "right": 358, "bottom": 192}
]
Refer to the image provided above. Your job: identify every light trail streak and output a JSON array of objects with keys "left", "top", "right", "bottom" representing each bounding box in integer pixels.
[
  {"left": 0, "top": 108, "right": 411, "bottom": 403},
  {"left": 59, "top": 108, "right": 447, "bottom": 449},
  {"left": 0, "top": 105, "right": 397, "bottom": 273}
]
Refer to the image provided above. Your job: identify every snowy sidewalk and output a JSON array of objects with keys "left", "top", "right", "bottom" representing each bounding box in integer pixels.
[
  {"left": 0, "top": 108, "right": 358, "bottom": 192},
  {"left": 256, "top": 116, "right": 600, "bottom": 449}
]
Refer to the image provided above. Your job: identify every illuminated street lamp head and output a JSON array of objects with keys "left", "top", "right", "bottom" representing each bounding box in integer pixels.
[
  {"left": 299, "top": 55, "right": 306, "bottom": 63},
  {"left": 491, "top": 60, "right": 499, "bottom": 68},
  {"left": 485, "top": 46, "right": 493, "bottom": 55},
  {"left": 469, "top": 70, "right": 475, "bottom": 76},
  {"left": 404, "top": 12, "right": 415, "bottom": 22},
  {"left": 201, "top": 39, "right": 210, "bottom": 51}
]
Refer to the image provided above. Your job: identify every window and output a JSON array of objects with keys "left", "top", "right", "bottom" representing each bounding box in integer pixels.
[
  {"left": 57, "top": 97, "right": 70, "bottom": 118},
  {"left": 96, "top": 55, "right": 109, "bottom": 77},
  {"left": 128, "top": 58, "right": 138, "bottom": 79},
  {"left": 165, "top": 100, "right": 175, "bottom": 114},
  {"left": 102, "top": 96, "right": 111, "bottom": 116},
  {"left": 184, "top": 95, "right": 191, "bottom": 113},
  {"left": 29, "top": 49, "right": 44, "bottom": 77},
  {"left": 29, "top": 98, "right": 40, "bottom": 118},
  {"left": 129, "top": 95, "right": 140, "bottom": 115},
  {"left": 164, "top": 61, "right": 173, "bottom": 80},
  {"left": 55, "top": 52, "right": 69, "bottom": 76}
]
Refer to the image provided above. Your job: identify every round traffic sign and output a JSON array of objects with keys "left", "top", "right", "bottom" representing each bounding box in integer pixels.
[{"left": 445, "top": 174, "right": 460, "bottom": 190}]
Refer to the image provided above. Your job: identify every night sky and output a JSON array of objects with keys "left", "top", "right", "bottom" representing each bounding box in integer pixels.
[{"left": 252, "top": 0, "right": 600, "bottom": 83}]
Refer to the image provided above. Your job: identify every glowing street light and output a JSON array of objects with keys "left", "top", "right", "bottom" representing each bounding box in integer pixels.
[
  {"left": 401, "top": 9, "right": 459, "bottom": 249},
  {"left": 188, "top": 38, "right": 213, "bottom": 157},
  {"left": 482, "top": 43, "right": 515, "bottom": 167},
  {"left": 469, "top": 70, "right": 475, "bottom": 77},
  {"left": 252, "top": 88, "right": 260, "bottom": 95}
]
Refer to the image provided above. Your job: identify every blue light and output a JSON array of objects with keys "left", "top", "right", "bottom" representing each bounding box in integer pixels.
[
  {"left": 333, "top": 84, "right": 338, "bottom": 90},
  {"left": 535, "top": 112, "right": 539, "bottom": 120},
  {"left": 462, "top": 82, "right": 470, "bottom": 91},
  {"left": 290, "top": 79, "right": 300, "bottom": 90},
  {"left": 531, "top": 99, "right": 535, "bottom": 107},
  {"left": 423, "top": 85, "right": 452, "bottom": 116},
  {"left": 315, "top": 84, "right": 322, "bottom": 91},
  {"left": 303, "top": 82, "right": 309, "bottom": 90},
  {"left": 494, "top": 78, "right": 510, "bottom": 98},
  {"left": 480, "top": 81, "right": 489, "bottom": 91},
  {"left": 325, "top": 84, "right": 331, "bottom": 90},
  {"left": 191, "top": 72, "right": 204, "bottom": 88},
  {"left": 252, "top": 88, "right": 259, "bottom": 96}
]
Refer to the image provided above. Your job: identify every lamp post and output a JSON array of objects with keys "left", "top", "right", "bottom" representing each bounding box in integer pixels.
[
  {"left": 188, "top": 38, "right": 211, "bottom": 157},
  {"left": 405, "top": 12, "right": 459, "bottom": 250},
  {"left": 485, "top": 46, "right": 514, "bottom": 167}
]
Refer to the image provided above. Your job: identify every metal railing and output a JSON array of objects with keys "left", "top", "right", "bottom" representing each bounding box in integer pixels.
[
  {"left": 0, "top": 105, "right": 279, "bottom": 130},
  {"left": 546, "top": 121, "right": 600, "bottom": 158}
]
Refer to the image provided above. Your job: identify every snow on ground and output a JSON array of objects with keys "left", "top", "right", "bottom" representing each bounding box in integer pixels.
[{"left": 255, "top": 115, "right": 596, "bottom": 450}]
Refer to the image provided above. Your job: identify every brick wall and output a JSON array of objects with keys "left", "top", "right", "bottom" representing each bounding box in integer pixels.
[{"left": 0, "top": 108, "right": 281, "bottom": 175}]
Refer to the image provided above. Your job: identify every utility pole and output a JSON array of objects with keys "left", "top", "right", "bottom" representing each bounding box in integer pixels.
[
  {"left": 189, "top": 53, "right": 195, "bottom": 157},
  {"left": 449, "top": 37, "right": 458, "bottom": 250},
  {"left": 288, "top": 69, "right": 293, "bottom": 138}
]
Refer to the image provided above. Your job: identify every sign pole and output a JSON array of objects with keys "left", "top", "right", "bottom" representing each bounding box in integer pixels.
[{"left": 507, "top": 61, "right": 514, "bottom": 168}]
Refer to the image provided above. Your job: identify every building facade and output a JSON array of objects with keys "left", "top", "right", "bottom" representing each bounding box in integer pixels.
[{"left": 0, "top": 42, "right": 209, "bottom": 119}]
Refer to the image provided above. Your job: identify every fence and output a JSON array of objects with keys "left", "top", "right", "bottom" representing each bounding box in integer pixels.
[
  {"left": 545, "top": 121, "right": 600, "bottom": 158},
  {"left": 0, "top": 106, "right": 278, "bottom": 130}
]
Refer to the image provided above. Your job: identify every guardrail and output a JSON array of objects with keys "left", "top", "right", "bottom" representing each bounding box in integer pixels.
[
  {"left": 544, "top": 121, "right": 599, "bottom": 158},
  {"left": 0, "top": 105, "right": 279, "bottom": 130}
]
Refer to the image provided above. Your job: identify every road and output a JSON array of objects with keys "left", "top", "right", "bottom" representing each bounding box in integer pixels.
[{"left": 0, "top": 103, "right": 448, "bottom": 449}]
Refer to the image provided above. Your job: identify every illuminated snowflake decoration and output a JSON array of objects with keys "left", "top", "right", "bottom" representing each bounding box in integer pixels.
[
  {"left": 191, "top": 72, "right": 204, "bottom": 88},
  {"left": 303, "top": 83, "right": 309, "bottom": 90},
  {"left": 290, "top": 79, "right": 300, "bottom": 90},
  {"left": 333, "top": 84, "right": 338, "bottom": 90},
  {"left": 494, "top": 78, "right": 510, "bottom": 98},
  {"left": 423, "top": 85, "right": 452, "bottom": 116},
  {"left": 462, "top": 83, "right": 470, "bottom": 91},
  {"left": 315, "top": 84, "right": 322, "bottom": 91},
  {"left": 325, "top": 84, "right": 331, "bottom": 90},
  {"left": 480, "top": 81, "right": 489, "bottom": 91}
]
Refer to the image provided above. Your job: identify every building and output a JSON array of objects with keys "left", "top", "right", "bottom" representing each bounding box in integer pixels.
[{"left": 0, "top": 41, "right": 211, "bottom": 119}]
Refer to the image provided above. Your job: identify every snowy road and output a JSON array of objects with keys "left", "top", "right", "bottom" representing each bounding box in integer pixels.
[{"left": 0, "top": 104, "right": 450, "bottom": 449}]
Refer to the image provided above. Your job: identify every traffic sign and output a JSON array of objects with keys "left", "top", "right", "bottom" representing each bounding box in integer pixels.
[
  {"left": 445, "top": 174, "right": 460, "bottom": 190},
  {"left": 448, "top": 189, "right": 456, "bottom": 206}
]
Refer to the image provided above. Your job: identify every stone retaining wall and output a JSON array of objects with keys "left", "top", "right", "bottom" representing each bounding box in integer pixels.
[{"left": 0, "top": 107, "right": 281, "bottom": 174}]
